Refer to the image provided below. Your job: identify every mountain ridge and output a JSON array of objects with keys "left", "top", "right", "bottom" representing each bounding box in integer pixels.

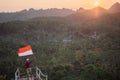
[
  {"left": 0, "top": 8, "right": 75, "bottom": 23},
  {"left": 67, "top": 2, "right": 120, "bottom": 21},
  {"left": 0, "top": 2, "right": 120, "bottom": 23},
  {"left": 109, "top": 2, "right": 120, "bottom": 13}
]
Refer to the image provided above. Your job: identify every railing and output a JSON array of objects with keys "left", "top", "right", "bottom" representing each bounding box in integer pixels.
[
  {"left": 36, "top": 67, "right": 48, "bottom": 80},
  {"left": 15, "top": 67, "right": 48, "bottom": 80},
  {"left": 15, "top": 68, "right": 20, "bottom": 80}
]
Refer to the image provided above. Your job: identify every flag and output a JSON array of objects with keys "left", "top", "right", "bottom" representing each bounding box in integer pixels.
[{"left": 18, "top": 45, "right": 33, "bottom": 56}]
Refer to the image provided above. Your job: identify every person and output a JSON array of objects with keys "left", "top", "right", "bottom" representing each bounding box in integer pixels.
[{"left": 24, "top": 58, "right": 32, "bottom": 76}]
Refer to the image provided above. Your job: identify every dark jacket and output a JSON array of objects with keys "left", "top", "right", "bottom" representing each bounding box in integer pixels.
[{"left": 24, "top": 61, "right": 32, "bottom": 68}]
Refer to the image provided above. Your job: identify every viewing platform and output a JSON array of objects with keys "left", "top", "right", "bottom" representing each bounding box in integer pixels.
[{"left": 15, "top": 67, "right": 48, "bottom": 80}]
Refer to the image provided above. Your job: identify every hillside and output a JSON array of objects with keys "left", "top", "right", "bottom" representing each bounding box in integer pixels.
[
  {"left": 109, "top": 2, "right": 120, "bottom": 13},
  {"left": 0, "top": 10, "right": 120, "bottom": 80},
  {"left": 0, "top": 2, "right": 120, "bottom": 23},
  {"left": 67, "top": 2, "right": 120, "bottom": 22},
  {"left": 0, "top": 8, "right": 74, "bottom": 23}
]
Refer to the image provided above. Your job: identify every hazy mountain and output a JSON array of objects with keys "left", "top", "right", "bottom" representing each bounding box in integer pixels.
[
  {"left": 109, "top": 2, "right": 120, "bottom": 13},
  {"left": 91, "top": 6, "right": 108, "bottom": 13},
  {"left": 76, "top": 7, "right": 86, "bottom": 13},
  {"left": 0, "top": 8, "right": 75, "bottom": 23},
  {"left": 0, "top": 2, "right": 120, "bottom": 23},
  {"left": 67, "top": 6, "right": 108, "bottom": 22},
  {"left": 67, "top": 2, "right": 120, "bottom": 22},
  {"left": 89, "top": 6, "right": 108, "bottom": 17}
]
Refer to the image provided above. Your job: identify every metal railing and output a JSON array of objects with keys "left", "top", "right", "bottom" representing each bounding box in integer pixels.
[
  {"left": 36, "top": 67, "right": 48, "bottom": 80},
  {"left": 15, "top": 68, "right": 20, "bottom": 80},
  {"left": 15, "top": 67, "right": 48, "bottom": 80}
]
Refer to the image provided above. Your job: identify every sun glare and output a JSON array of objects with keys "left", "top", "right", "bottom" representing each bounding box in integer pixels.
[{"left": 94, "top": 1, "right": 100, "bottom": 7}]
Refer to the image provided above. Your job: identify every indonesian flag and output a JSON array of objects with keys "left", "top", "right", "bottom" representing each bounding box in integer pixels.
[{"left": 18, "top": 45, "right": 33, "bottom": 56}]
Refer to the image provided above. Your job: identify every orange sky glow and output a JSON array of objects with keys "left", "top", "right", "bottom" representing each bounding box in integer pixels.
[{"left": 0, "top": 0, "right": 120, "bottom": 12}]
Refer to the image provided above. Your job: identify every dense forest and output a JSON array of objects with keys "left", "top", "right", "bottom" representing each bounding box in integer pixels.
[{"left": 0, "top": 3, "right": 120, "bottom": 80}]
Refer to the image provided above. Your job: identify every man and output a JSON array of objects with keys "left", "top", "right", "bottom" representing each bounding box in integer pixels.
[{"left": 24, "top": 58, "right": 32, "bottom": 76}]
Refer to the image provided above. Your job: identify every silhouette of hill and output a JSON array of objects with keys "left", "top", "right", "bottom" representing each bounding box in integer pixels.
[
  {"left": 76, "top": 7, "right": 86, "bottom": 13},
  {"left": 67, "top": 6, "right": 109, "bottom": 22},
  {"left": 109, "top": 2, "right": 120, "bottom": 13},
  {"left": 67, "top": 2, "right": 120, "bottom": 22},
  {"left": 0, "top": 8, "right": 74, "bottom": 22},
  {"left": 0, "top": 2, "right": 120, "bottom": 23}
]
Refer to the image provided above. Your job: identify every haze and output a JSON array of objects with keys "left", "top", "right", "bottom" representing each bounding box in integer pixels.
[{"left": 0, "top": 0, "right": 120, "bottom": 12}]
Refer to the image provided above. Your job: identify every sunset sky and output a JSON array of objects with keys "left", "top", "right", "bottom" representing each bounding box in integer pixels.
[{"left": 0, "top": 0, "right": 120, "bottom": 12}]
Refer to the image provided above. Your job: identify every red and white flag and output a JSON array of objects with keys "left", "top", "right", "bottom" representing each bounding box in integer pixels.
[{"left": 18, "top": 45, "right": 33, "bottom": 56}]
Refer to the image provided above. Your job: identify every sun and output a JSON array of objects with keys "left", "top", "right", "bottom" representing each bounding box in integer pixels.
[{"left": 94, "top": 1, "right": 100, "bottom": 7}]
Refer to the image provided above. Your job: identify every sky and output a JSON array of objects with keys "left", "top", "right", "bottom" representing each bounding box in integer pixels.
[{"left": 0, "top": 0, "right": 120, "bottom": 12}]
